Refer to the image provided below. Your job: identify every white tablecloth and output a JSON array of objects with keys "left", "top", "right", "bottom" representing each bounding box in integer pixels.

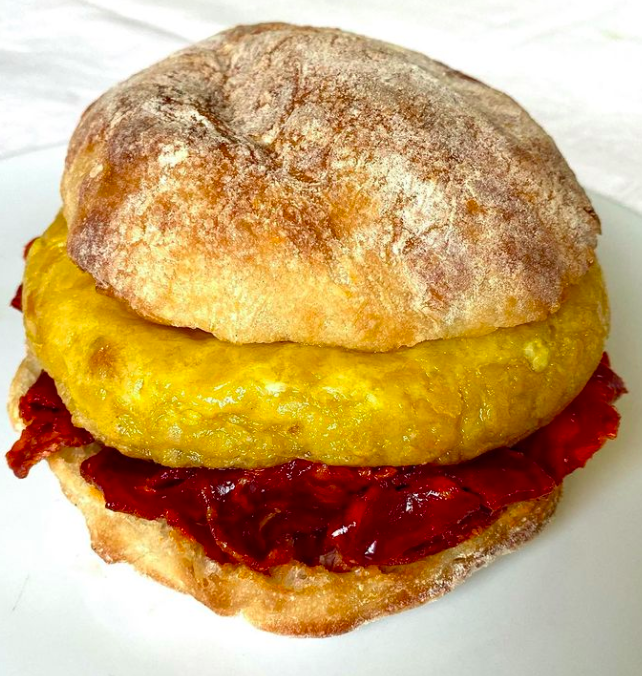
[{"left": 1, "top": 0, "right": 640, "bottom": 211}]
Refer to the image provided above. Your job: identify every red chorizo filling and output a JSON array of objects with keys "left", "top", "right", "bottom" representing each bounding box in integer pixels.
[{"left": 6, "top": 356, "right": 624, "bottom": 572}]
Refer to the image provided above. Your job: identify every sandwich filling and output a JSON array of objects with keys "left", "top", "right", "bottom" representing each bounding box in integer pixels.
[{"left": 7, "top": 356, "right": 624, "bottom": 572}]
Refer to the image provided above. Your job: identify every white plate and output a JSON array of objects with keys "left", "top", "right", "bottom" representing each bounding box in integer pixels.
[{"left": 1, "top": 147, "right": 640, "bottom": 676}]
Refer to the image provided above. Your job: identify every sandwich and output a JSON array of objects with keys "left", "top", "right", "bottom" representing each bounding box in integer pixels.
[{"left": 6, "top": 23, "right": 626, "bottom": 637}]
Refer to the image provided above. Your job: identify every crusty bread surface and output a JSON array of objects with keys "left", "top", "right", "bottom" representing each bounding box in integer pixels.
[
  {"left": 9, "top": 358, "right": 561, "bottom": 636},
  {"left": 62, "top": 23, "right": 598, "bottom": 351}
]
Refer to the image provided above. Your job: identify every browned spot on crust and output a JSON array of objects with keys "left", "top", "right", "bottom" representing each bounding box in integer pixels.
[{"left": 466, "top": 199, "right": 484, "bottom": 215}]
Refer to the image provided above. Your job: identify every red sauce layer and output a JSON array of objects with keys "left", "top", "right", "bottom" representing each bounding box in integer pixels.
[
  {"left": 6, "top": 372, "right": 94, "bottom": 478},
  {"left": 10, "top": 284, "right": 23, "bottom": 312},
  {"left": 6, "top": 355, "right": 625, "bottom": 572}
]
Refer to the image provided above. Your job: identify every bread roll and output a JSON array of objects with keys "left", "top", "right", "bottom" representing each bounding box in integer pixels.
[{"left": 62, "top": 23, "right": 598, "bottom": 351}]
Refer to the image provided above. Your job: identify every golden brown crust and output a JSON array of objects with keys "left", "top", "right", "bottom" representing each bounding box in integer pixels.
[
  {"left": 62, "top": 23, "right": 599, "bottom": 351},
  {"left": 10, "top": 358, "right": 561, "bottom": 636}
]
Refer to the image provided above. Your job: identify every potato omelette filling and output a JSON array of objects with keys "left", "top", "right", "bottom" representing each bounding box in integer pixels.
[{"left": 22, "top": 215, "right": 608, "bottom": 470}]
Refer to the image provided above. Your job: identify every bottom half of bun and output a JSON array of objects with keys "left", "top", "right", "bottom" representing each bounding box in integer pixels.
[
  {"left": 50, "top": 445, "right": 560, "bottom": 637},
  {"left": 9, "top": 358, "right": 561, "bottom": 637}
]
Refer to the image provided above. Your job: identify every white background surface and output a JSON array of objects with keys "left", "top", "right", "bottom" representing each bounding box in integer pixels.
[
  {"left": 1, "top": 2, "right": 642, "bottom": 675},
  {"left": 1, "top": 0, "right": 641, "bottom": 211}
]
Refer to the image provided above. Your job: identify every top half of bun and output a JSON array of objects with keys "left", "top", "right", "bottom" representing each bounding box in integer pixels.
[{"left": 60, "top": 23, "right": 599, "bottom": 352}]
